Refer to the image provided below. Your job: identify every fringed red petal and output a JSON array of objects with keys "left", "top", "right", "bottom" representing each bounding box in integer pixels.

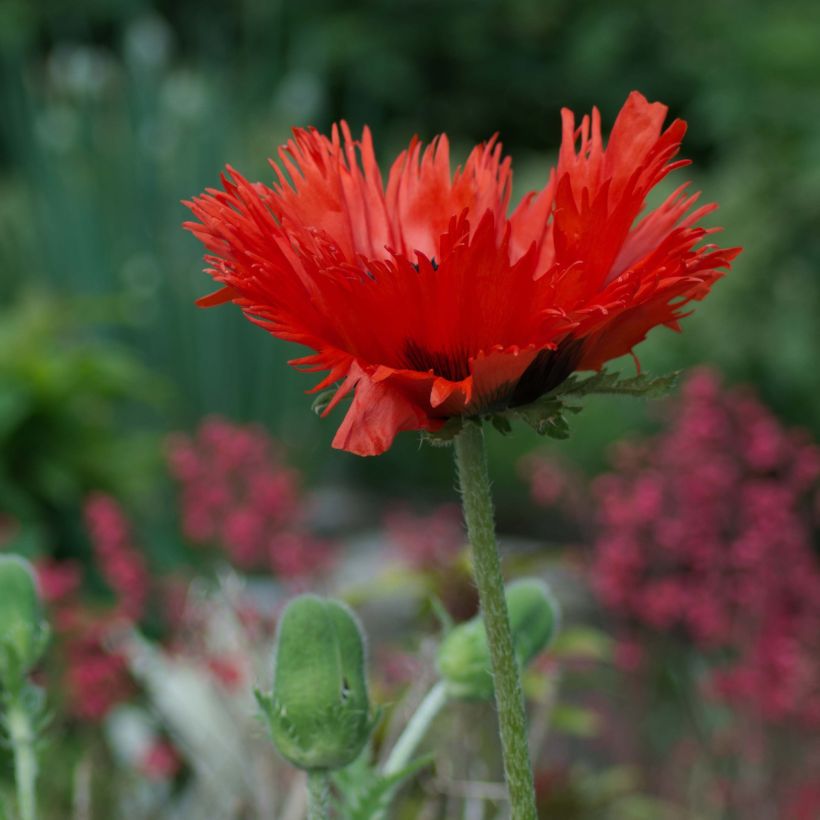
[{"left": 184, "top": 94, "right": 740, "bottom": 456}]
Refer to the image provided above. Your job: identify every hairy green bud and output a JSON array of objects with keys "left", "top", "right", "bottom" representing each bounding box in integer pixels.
[
  {"left": 258, "top": 595, "right": 373, "bottom": 771},
  {"left": 0, "top": 555, "right": 49, "bottom": 690},
  {"left": 437, "top": 578, "right": 560, "bottom": 701}
]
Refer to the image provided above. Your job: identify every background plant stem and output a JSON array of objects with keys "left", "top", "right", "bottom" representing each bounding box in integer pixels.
[
  {"left": 6, "top": 695, "right": 38, "bottom": 820},
  {"left": 307, "top": 770, "right": 330, "bottom": 820},
  {"left": 383, "top": 680, "right": 448, "bottom": 775},
  {"left": 454, "top": 422, "right": 537, "bottom": 820}
]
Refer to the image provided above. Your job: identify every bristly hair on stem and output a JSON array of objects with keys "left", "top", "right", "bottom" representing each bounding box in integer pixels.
[{"left": 454, "top": 422, "right": 538, "bottom": 819}]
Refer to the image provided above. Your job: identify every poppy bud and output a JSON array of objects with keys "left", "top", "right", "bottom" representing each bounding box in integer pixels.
[
  {"left": 258, "top": 595, "right": 373, "bottom": 771},
  {"left": 437, "top": 578, "right": 560, "bottom": 701},
  {"left": 0, "top": 555, "right": 49, "bottom": 690}
]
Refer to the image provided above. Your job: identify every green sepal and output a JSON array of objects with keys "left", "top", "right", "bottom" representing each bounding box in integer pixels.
[
  {"left": 437, "top": 578, "right": 561, "bottom": 701},
  {"left": 258, "top": 595, "right": 374, "bottom": 771},
  {"left": 0, "top": 555, "right": 49, "bottom": 691}
]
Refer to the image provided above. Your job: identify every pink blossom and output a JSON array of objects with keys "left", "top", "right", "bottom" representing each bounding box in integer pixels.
[
  {"left": 587, "top": 368, "right": 820, "bottom": 727},
  {"left": 166, "top": 416, "right": 322, "bottom": 577},
  {"left": 384, "top": 504, "right": 464, "bottom": 570},
  {"left": 138, "top": 741, "right": 181, "bottom": 781},
  {"left": 84, "top": 493, "right": 150, "bottom": 621},
  {"left": 36, "top": 559, "right": 83, "bottom": 604}
]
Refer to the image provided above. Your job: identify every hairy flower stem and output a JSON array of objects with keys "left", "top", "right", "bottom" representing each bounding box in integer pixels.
[
  {"left": 454, "top": 422, "right": 537, "bottom": 820},
  {"left": 307, "top": 770, "right": 330, "bottom": 820},
  {"left": 6, "top": 695, "right": 38, "bottom": 820}
]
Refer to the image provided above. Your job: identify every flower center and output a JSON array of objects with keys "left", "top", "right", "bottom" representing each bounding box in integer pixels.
[
  {"left": 403, "top": 340, "right": 471, "bottom": 382},
  {"left": 509, "top": 339, "right": 584, "bottom": 407}
]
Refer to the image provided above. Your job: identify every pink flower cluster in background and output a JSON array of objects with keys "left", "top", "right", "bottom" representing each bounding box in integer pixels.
[
  {"left": 25, "top": 420, "right": 339, "bottom": 724},
  {"left": 590, "top": 369, "right": 820, "bottom": 725},
  {"left": 37, "top": 550, "right": 134, "bottom": 723},
  {"left": 384, "top": 503, "right": 464, "bottom": 570},
  {"left": 519, "top": 453, "right": 585, "bottom": 515},
  {"left": 166, "top": 416, "right": 333, "bottom": 576},
  {"left": 85, "top": 493, "right": 150, "bottom": 620}
]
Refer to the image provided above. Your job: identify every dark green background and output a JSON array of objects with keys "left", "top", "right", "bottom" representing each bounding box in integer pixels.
[{"left": 1, "top": 0, "right": 818, "bottom": 503}]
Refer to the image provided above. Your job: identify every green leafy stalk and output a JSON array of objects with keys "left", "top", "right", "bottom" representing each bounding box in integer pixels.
[{"left": 453, "top": 422, "right": 537, "bottom": 820}]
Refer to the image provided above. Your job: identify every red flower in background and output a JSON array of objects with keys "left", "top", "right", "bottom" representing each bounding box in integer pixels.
[{"left": 185, "top": 92, "right": 739, "bottom": 456}]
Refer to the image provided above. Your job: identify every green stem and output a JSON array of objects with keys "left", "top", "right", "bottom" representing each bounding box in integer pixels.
[
  {"left": 453, "top": 422, "right": 537, "bottom": 820},
  {"left": 383, "top": 681, "right": 448, "bottom": 775},
  {"left": 307, "top": 770, "right": 330, "bottom": 820},
  {"left": 6, "top": 696, "right": 37, "bottom": 820}
]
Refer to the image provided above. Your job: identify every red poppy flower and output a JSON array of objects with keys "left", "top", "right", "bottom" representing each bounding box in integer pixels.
[{"left": 185, "top": 91, "right": 740, "bottom": 456}]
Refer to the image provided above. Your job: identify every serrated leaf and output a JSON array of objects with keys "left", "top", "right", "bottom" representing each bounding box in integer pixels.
[
  {"left": 555, "top": 368, "right": 679, "bottom": 399},
  {"left": 512, "top": 397, "right": 568, "bottom": 437},
  {"left": 337, "top": 753, "right": 434, "bottom": 820},
  {"left": 520, "top": 408, "right": 572, "bottom": 439},
  {"left": 543, "top": 412, "right": 571, "bottom": 439}
]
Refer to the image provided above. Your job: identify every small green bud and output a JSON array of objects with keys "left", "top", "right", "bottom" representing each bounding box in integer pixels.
[
  {"left": 258, "top": 595, "right": 372, "bottom": 771},
  {"left": 437, "top": 578, "right": 560, "bottom": 701},
  {"left": 0, "top": 555, "right": 49, "bottom": 690}
]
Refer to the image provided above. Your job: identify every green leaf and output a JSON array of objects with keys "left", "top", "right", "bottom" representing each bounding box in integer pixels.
[
  {"left": 499, "top": 368, "right": 679, "bottom": 440},
  {"left": 511, "top": 397, "right": 560, "bottom": 433},
  {"left": 512, "top": 397, "right": 573, "bottom": 438},
  {"left": 335, "top": 753, "right": 434, "bottom": 820},
  {"left": 555, "top": 368, "right": 680, "bottom": 399}
]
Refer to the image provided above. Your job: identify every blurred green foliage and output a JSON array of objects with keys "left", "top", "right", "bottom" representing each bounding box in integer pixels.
[
  {"left": 0, "top": 296, "right": 162, "bottom": 555},
  {"left": 1, "top": 6, "right": 817, "bottom": 813},
  {"left": 0, "top": 0, "right": 818, "bottom": 496}
]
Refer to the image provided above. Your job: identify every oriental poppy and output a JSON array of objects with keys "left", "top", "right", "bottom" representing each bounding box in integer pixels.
[{"left": 185, "top": 92, "right": 739, "bottom": 456}]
